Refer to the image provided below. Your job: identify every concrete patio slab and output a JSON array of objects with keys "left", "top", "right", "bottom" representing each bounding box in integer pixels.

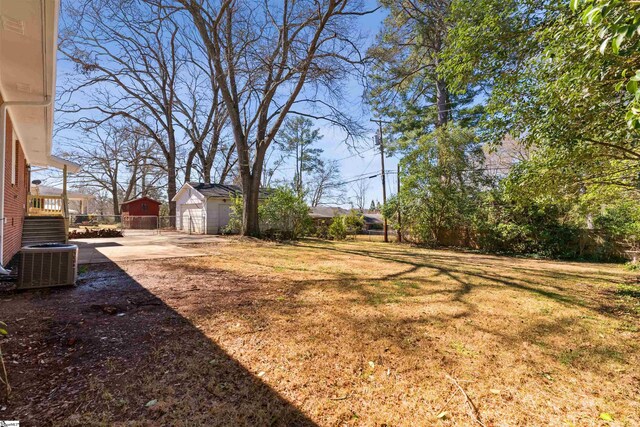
[{"left": 72, "top": 232, "right": 221, "bottom": 264}]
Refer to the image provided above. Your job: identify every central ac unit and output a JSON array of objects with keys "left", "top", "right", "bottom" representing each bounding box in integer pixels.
[{"left": 17, "top": 243, "right": 78, "bottom": 289}]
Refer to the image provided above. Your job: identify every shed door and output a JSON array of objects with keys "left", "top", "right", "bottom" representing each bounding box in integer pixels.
[{"left": 181, "top": 204, "right": 204, "bottom": 234}]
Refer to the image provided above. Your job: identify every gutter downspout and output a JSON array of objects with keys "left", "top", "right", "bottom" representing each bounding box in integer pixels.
[{"left": 0, "top": 97, "right": 52, "bottom": 274}]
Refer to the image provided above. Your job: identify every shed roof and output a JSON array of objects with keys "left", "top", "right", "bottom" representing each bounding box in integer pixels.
[
  {"left": 188, "top": 182, "right": 243, "bottom": 198},
  {"left": 173, "top": 182, "right": 271, "bottom": 201},
  {"left": 121, "top": 196, "right": 162, "bottom": 206}
]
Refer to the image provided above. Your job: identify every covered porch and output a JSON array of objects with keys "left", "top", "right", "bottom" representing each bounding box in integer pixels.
[{"left": 27, "top": 158, "right": 84, "bottom": 217}]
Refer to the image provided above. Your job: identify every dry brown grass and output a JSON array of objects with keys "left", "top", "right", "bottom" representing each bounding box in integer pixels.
[
  {"left": 2, "top": 238, "right": 639, "bottom": 426},
  {"left": 152, "top": 238, "right": 639, "bottom": 426}
]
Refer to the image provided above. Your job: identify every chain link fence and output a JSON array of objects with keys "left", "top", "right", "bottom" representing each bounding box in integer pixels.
[
  {"left": 69, "top": 215, "right": 180, "bottom": 236},
  {"left": 353, "top": 229, "right": 399, "bottom": 243}
]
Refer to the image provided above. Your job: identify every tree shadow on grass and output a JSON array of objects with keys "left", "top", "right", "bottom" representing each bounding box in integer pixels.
[
  {"left": 0, "top": 262, "right": 316, "bottom": 426},
  {"left": 240, "top": 241, "right": 636, "bottom": 375},
  {"left": 299, "top": 242, "right": 608, "bottom": 312}
]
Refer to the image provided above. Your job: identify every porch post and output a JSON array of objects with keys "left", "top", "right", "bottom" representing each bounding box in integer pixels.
[
  {"left": 62, "top": 165, "right": 67, "bottom": 193},
  {"left": 62, "top": 164, "right": 68, "bottom": 216},
  {"left": 62, "top": 165, "right": 69, "bottom": 242}
]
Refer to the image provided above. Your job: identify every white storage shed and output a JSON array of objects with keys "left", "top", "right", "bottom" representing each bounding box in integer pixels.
[{"left": 172, "top": 182, "right": 269, "bottom": 234}]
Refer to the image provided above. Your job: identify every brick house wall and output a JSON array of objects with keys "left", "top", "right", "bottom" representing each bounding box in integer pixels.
[{"left": 1, "top": 99, "right": 30, "bottom": 265}]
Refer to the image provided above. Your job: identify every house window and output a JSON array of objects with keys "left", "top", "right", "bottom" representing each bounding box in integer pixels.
[{"left": 142, "top": 203, "right": 148, "bottom": 212}]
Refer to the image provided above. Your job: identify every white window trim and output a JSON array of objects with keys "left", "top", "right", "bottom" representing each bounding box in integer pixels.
[{"left": 11, "top": 130, "right": 17, "bottom": 185}]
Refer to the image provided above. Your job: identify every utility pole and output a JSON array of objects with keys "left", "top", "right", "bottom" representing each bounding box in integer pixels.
[
  {"left": 372, "top": 119, "right": 388, "bottom": 243},
  {"left": 397, "top": 162, "right": 402, "bottom": 243}
]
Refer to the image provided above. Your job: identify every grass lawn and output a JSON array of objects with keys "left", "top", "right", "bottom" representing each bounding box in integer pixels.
[{"left": 1, "top": 238, "right": 639, "bottom": 426}]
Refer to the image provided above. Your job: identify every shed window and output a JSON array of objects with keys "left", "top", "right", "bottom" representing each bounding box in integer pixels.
[{"left": 142, "top": 203, "right": 148, "bottom": 211}]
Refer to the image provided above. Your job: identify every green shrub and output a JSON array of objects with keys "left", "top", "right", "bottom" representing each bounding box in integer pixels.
[
  {"left": 343, "top": 210, "right": 365, "bottom": 236},
  {"left": 594, "top": 200, "right": 640, "bottom": 249},
  {"left": 225, "top": 187, "right": 311, "bottom": 240},
  {"left": 313, "top": 219, "right": 330, "bottom": 239},
  {"left": 624, "top": 261, "right": 640, "bottom": 272},
  {"left": 259, "top": 187, "right": 311, "bottom": 240},
  {"left": 328, "top": 216, "right": 347, "bottom": 240},
  {"left": 224, "top": 196, "right": 244, "bottom": 234},
  {"left": 473, "top": 191, "right": 582, "bottom": 259}
]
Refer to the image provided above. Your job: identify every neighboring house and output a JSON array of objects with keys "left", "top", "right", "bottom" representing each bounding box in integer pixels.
[
  {"left": 362, "top": 213, "right": 384, "bottom": 230},
  {"left": 120, "top": 196, "right": 161, "bottom": 229},
  {"left": 173, "top": 183, "right": 270, "bottom": 235},
  {"left": 309, "top": 206, "right": 350, "bottom": 221},
  {"left": 309, "top": 206, "right": 384, "bottom": 231},
  {"left": 0, "top": 0, "right": 80, "bottom": 267}
]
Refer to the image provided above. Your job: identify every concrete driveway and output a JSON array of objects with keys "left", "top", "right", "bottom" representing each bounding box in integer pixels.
[{"left": 72, "top": 232, "right": 222, "bottom": 264}]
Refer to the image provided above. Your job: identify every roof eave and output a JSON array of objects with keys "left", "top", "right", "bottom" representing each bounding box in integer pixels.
[
  {"left": 171, "top": 182, "right": 197, "bottom": 202},
  {"left": 0, "top": 0, "right": 61, "bottom": 167},
  {"left": 44, "top": 154, "right": 81, "bottom": 173}
]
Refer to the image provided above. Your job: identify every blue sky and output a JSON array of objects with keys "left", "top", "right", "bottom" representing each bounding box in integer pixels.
[
  {"left": 250, "top": 1, "right": 397, "bottom": 208},
  {"left": 282, "top": 1, "right": 397, "bottom": 208},
  {"left": 41, "top": 0, "right": 395, "bottom": 209}
]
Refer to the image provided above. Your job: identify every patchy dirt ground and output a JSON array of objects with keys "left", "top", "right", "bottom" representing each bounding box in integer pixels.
[{"left": 0, "top": 238, "right": 639, "bottom": 426}]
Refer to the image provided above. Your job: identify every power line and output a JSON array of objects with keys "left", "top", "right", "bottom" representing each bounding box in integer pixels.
[
  {"left": 324, "top": 163, "right": 521, "bottom": 189},
  {"left": 264, "top": 146, "right": 378, "bottom": 176},
  {"left": 324, "top": 172, "right": 382, "bottom": 189},
  {"left": 333, "top": 146, "right": 377, "bottom": 162}
]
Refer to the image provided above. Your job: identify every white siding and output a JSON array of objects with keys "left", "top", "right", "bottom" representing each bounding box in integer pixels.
[
  {"left": 174, "top": 184, "right": 234, "bottom": 234},
  {"left": 174, "top": 185, "right": 206, "bottom": 233},
  {"left": 206, "top": 198, "right": 232, "bottom": 234},
  {"left": 181, "top": 204, "right": 205, "bottom": 234}
]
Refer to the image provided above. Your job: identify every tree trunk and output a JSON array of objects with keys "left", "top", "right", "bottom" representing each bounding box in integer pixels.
[
  {"left": 435, "top": 78, "right": 449, "bottom": 128},
  {"left": 185, "top": 147, "right": 198, "bottom": 182},
  {"left": 297, "top": 141, "right": 302, "bottom": 196},
  {"left": 300, "top": 143, "right": 305, "bottom": 197},
  {"left": 203, "top": 160, "right": 212, "bottom": 183},
  {"left": 141, "top": 161, "right": 147, "bottom": 196},
  {"left": 219, "top": 164, "right": 231, "bottom": 184},
  {"left": 167, "top": 155, "right": 177, "bottom": 224},
  {"left": 166, "top": 126, "right": 178, "bottom": 225},
  {"left": 218, "top": 143, "right": 235, "bottom": 184},
  {"left": 203, "top": 126, "right": 221, "bottom": 183},
  {"left": 240, "top": 138, "right": 267, "bottom": 236},
  {"left": 111, "top": 182, "right": 120, "bottom": 217},
  {"left": 241, "top": 172, "right": 261, "bottom": 237},
  {"left": 123, "top": 164, "right": 138, "bottom": 202}
]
